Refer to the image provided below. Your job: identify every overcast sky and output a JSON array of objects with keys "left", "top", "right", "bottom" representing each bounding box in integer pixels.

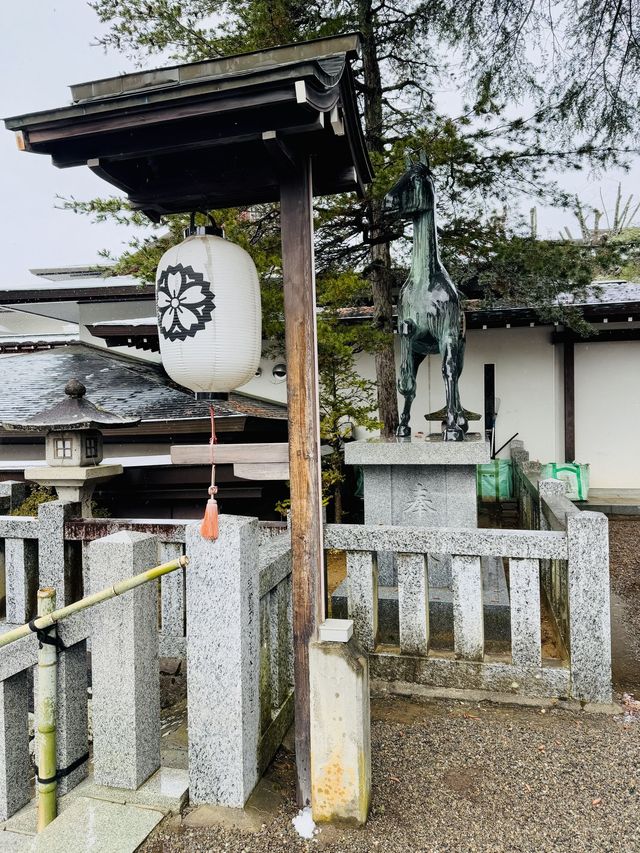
[
  {"left": 0, "top": 2, "right": 141, "bottom": 285},
  {"left": 1, "top": 1, "right": 638, "bottom": 286}
]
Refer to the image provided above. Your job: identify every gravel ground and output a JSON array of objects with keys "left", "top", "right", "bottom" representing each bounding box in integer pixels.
[
  {"left": 141, "top": 696, "right": 640, "bottom": 853},
  {"left": 140, "top": 517, "right": 640, "bottom": 852}
]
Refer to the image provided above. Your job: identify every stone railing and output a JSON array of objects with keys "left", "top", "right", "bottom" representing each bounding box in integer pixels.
[
  {"left": 509, "top": 441, "right": 603, "bottom": 665},
  {"left": 0, "top": 502, "right": 293, "bottom": 820},
  {"left": 325, "top": 519, "right": 612, "bottom": 706},
  {"left": 0, "top": 485, "right": 287, "bottom": 660},
  {"left": 511, "top": 439, "right": 543, "bottom": 530}
]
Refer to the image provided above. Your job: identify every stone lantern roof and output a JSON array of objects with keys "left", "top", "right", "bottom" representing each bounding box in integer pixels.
[
  {"left": 1, "top": 378, "right": 140, "bottom": 433},
  {"left": 1, "top": 379, "right": 139, "bottom": 517}
]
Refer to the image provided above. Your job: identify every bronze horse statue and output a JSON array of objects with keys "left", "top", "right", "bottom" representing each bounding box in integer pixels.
[{"left": 383, "top": 154, "right": 468, "bottom": 441}]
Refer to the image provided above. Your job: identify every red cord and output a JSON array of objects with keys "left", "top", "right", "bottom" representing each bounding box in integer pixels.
[
  {"left": 201, "top": 403, "right": 219, "bottom": 540},
  {"left": 208, "top": 404, "right": 218, "bottom": 493}
]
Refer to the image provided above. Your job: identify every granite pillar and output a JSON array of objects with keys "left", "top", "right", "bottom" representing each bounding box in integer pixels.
[
  {"left": 0, "top": 670, "right": 30, "bottom": 820},
  {"left": 4, "top": 538, "right": 38, "bottom": 625},
  {"left": 37, "top": 500, "right": 80, "bottom": 606},
  {"left": 35, "top": 499, "right": 88, "bottom": 795},
  {"left": 89, "top": 531, "right": 160, "bottom": 789},
  {"left": 567, "top": 512, "right": 612, "bottom": 703},
  {"left": 186, "top": 516, "right": 261, "bottom": 807}
]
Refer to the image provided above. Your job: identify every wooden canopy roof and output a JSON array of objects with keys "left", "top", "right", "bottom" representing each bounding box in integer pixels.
[{"left": 5, "top": 33, "right": 372, "bottom": 222}]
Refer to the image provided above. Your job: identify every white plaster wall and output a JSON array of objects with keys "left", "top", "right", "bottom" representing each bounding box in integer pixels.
[
  {"left": 238, "top": 353, "right": 289, "bottom": 403},
  {"left": 455, "top": 327, "right": 561, "bottom": 463},
  {"left": 575, "top": 339, "right": 640, "bottom": 488},
  {"left": 354, "top": 326, "right": 560, "bottom": 463},
  {"left": 0, "top": 309, "right": 76, "bottom": 336}
]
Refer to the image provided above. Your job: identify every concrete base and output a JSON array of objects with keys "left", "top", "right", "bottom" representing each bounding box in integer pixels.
[
  {"left": 332, "top": 556, "right": 511, "bottom": 647},
  {"left": 310, "top": 622, "right": 371, "bottom": 825},
  {"left": 0, "top": 767, "right": 187, "bottom": 852}
]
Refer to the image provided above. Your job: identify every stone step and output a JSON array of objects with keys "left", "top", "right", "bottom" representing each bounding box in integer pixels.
[
  {"left": 30, "top": 798, "right": 163, "bottom": 852},
  {"left": 0, "top": 830, "right": 35, "bottom": 852}
]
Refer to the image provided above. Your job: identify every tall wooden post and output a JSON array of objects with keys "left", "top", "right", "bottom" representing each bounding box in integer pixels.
[{"left": 280, "top": 155, "right": 324, "bottom": 806}]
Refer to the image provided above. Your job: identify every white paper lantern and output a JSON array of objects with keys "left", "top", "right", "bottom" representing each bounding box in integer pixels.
[{"left": 155, "top": 231, "right": 261, "bottom": 393}]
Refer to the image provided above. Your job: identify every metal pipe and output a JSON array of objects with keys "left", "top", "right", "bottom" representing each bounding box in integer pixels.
[
  {"left": 0, "top": 555, "right": 188, "bottom": 649},
  {"left": 36, "top": 588, "right": 57, "bottom": 832}
]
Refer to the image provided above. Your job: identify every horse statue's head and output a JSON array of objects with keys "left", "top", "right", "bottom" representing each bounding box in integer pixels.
[{"left": 383, "top": 152, "right": 435, "bottom": 220}]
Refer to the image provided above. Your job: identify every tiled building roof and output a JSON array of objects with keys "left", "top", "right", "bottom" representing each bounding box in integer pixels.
[{"left": 0, "top": 344, "right": 286, "bottom": 427}]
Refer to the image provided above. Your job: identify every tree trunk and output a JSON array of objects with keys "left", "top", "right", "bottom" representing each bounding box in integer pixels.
[
  {"left": 334, "top": 482, "right": 343, "bottom": 524},
  {"left": 358, "top": 0, "right": 398, "bottom": 437},
  {"left": 370, "top": 211, "right": 398, "bottom": 437}
]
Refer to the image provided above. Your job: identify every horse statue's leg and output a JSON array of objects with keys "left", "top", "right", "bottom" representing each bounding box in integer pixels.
[
  {"left": 396, "top": 321, "right": 420, "bottom": 438},
  {"left": 441, "top": 332, "right": 465, "bottom": 441},
  {"left": 453, "top": 331, "right": 469, "bottom": 434}
]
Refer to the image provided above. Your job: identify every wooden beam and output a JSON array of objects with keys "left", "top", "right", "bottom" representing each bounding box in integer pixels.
[
  {"left": 170, "top": 442, "right": 289, "bottom": 465},
  {"left": 553, "top": 327, "right": 640, "bottom": 344},
  {"left": 564, "top": 340, "right": 575, "bottom": 462},
  {"left": 233, "top": 462, "right": 289, "bottom": 480},
  {"left": 280, "top": 154, "right": 323, "bottom": 807}
]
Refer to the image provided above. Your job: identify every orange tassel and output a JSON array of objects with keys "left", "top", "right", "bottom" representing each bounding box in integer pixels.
[{"left": 200, "top": 495, "right": 219, "bottom": 540}]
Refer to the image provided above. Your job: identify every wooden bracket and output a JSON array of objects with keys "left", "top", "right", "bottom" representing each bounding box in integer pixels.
[{"left": 262, "top": 130, "right": 297, "bottom": 174}]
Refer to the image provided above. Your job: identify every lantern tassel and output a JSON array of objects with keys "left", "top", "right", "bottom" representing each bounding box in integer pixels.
[
  {"left": 201, "top": 492, "right": 219, "bottom": 540},
  {"left": 200, "top": 404, "right": 220, "bottom": 540}
]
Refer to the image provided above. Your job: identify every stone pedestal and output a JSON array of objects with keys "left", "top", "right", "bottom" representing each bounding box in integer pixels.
[
  {"left": 335, "top": 436, "right": 510, "bottom": 646},
  {"left": 27, "top": 463, "right": 123, "bottom": 518},
  {"left": 345, "top": 436, "right": 489, "bottom": 585}
]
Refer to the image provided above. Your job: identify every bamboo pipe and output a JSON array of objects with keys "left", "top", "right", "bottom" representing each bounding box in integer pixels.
[
  {"left": 0, "top": 555, "right": 188, "bottom": 649},
  {"left": 36, "top": 588, "right": 57, "bottom": 832}
]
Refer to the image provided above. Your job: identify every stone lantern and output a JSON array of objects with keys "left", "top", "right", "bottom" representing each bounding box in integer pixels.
[{"left": 1, "top": 378, "right": 140, "bottom": 516}]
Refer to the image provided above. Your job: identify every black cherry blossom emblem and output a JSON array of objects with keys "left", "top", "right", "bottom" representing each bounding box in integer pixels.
[{"left": 156, "top": 264, "right": 215, "bottom": 342}]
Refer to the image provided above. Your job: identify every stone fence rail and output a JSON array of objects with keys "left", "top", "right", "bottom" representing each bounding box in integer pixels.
[
  {"left": 325, "top": 515, "right": 611, "bottom": 707},
  {"left": 0, "top": 490, "right": 287, "bottom": 659},
  {"left": 510, "top": 440, "right": 594, "bottom": 663},
  {"left": 0, "top": 503, "right": 293, "bottom": 821}
]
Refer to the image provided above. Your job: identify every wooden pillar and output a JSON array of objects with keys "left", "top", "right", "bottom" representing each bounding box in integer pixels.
[
  {"left": 280, "top": 155, "right": 324, "bottom": 806},
  {"left": 564, "top": 340, "right": 575, "bottom": 462}
]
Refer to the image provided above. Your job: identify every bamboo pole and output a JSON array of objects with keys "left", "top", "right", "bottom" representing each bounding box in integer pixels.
[
  {"left": 0, "top": 556, "right": 188, "bottom": 649},
  {"left": 36, "top": 588, "right": 57, "bottom": 832}
]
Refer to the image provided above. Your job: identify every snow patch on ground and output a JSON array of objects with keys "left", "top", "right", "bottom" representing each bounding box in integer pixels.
[{"left": 292, "top": 806, "right": 317, "bottom": 839}]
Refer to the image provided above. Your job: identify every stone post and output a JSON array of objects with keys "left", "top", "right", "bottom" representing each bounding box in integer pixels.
[
  {"left": 567, "top": 511, "right": 612, "bottom": 704},
  {"left": 309, "top": 619, "right": 371, "bottom": 825},
  {"left": 89, "top": 531, "right": 161, "bottom": 789},
  {"left": 509, "top": 439, "right": 529, "bottom": 466},
  {"left": 0, "top": 670, "right": 30, "bottom": 820},
  {"left": 186, "top": 516, "right": 261, "bottom": 808},
  {"left": 159, "top": 541, "right": 185, "bottom": 658},
  {"left": 38, "top": 500, "right": 80, "bottom": 605},
  {"left": 0, "top": 481, "right": 28, "bottom": 514},
  {"left": 4, "top": 538, "right": 38, "bottom": 625},
  {"left": 36, "top": 499, "right": 88, "bottom": 795},
  {"left": 538, "top": 477, "right": 567, "bottom": 530}
]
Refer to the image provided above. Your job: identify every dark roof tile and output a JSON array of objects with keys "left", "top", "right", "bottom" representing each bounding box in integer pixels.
[{"left": 0, "top": 345, "right": 286, "bottom": 425}]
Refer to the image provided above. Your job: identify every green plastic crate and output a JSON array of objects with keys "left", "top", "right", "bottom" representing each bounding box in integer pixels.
[
  {"left": 477, "top": 459, "right": 513, "bottom": 501},
  {"left": 541, "top": 462, "right": 590, "bottom": 501}
]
